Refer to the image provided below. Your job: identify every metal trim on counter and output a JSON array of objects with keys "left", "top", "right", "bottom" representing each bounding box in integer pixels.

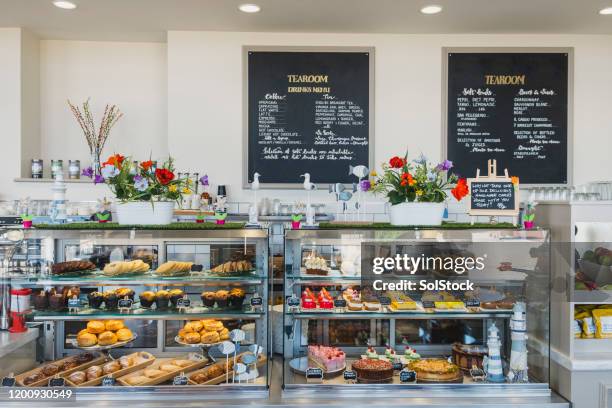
[
  {"left": 25, "top": 228, "right": 269, "bottom": 240},
  {"left": 32, "top": 311, "right": 265, "bottom": 321},
  {"left": 0, "top": 327, "right": 39, "bottom": 359},
  {"left": 290, "top": 311, "right": 513, "bottom": 319}
]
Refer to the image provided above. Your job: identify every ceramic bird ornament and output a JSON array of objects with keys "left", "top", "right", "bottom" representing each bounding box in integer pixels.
[
  {"left": 300, "top": 173, "right": 316, "bottom": 191},
  {"left": 251, "top": 172, "right": 260, "bottom": 191}
]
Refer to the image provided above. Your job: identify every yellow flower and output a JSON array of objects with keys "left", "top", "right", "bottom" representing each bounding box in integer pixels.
[
  {"left": 416, "top": 189, "right": 423, "bottom": 196},
  {"left": 370, "top": 170, "right": 378, "bottom": 177},
  {"left": 168, "top": 184, "right": 178, "bottom": 193},
  {"left": 182, "top": 187, "right": 192, "bottom": 194}
]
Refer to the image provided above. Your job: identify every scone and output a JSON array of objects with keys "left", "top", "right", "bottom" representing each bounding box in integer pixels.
[
  {"left": 126, "top": 375, "right": 149, "bottom": 386},
  {"left": 98, "top": 331, "right": 118, "bottom": 346},
  {"left": 105, "top": 320, "right": 124, "bottom": 331},
  {"left": 102, "top": 361, "right": 121, "bottom": 375},
  {"left": 77, "top": 332, "right": 98, "bottom": 347},
  {"left": 87, "top": 320, "right": 105, "bottom": 334},
  {"left": 116, "top": 328, "right": 133, "bottom": 342},
  {"left": 86, "top": 365, "right": 102, "bottom": 381}
]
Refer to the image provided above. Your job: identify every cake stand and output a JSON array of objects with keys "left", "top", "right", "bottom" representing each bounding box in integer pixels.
[
  {"left": 174, "top": 336, "right": 223, "bottom": 362},
  {"left": 289, "top": 356, "right": 346, "bottom": 378},
  {"left": 68, "top": 334, "right": 138, "bottom": 359}
]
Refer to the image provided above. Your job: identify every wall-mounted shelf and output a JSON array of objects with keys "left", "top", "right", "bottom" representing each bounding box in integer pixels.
[{"left": 14, "top": 177, "right": 92, "bottom": 184}]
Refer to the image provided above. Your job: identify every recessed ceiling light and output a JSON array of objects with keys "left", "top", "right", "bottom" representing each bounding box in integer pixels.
[
  {"left": 420, "top": 5, "right": 443, "bottom": 14},
  {"left": 599, "top": 7, "right": 612, "bottom": 15},
  {"left": 239, "top": 3, "right": 261, "bottom": 13},
  {"left": 53, "top": 1, "right": 77, "bottom": 9}
]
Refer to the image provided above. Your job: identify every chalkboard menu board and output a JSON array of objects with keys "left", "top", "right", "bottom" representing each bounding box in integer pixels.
[
  {"left": 445, "top": 50, "right": 571, "bottom": 185},
  {"left": 469, "top": 181, "right": 516, "bottom": 211},
  {"left": 245, "top": 48, "right": 373, "bottom": 187}
]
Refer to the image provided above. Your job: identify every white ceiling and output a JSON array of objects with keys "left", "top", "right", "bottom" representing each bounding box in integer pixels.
[{"left": 1, "top": 0, "right": 612, "bottom": 42}]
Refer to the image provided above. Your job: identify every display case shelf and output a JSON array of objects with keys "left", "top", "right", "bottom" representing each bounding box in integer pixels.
[
  {"left": 8, "top": 274, "right": 265, "bottom": 287},
  {"left": 289, "top": 310, "right": 513, "bottom": 319},
  {"left": 32, "top": 308, "right": 264, "bottom": 321}
]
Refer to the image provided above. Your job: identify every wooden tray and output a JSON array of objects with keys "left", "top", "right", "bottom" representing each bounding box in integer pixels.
[
  {"left": 188, "top": 353, "right": 267, "bottom": 385},
  {"left": 116, "top": 354, "right": 208, "bottom": 386},
  {"left": 64, "top": 352, "right": 156, "bottom": 387},
  {"left": 15, "top": 352, "right": 106, "bottom": 387}
]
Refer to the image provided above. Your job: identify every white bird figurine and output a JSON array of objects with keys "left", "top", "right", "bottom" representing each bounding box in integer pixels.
[
  {"left": 300, "top": 173, "right": 316, "bottom": 191},
  {"left": 251, "top": 172, "right": 261, "bottom": 191}
]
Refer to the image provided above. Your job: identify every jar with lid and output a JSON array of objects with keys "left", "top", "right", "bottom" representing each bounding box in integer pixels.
[
  {"left": 50, "top": 160, "right": 63, "bottom": 179},
  {"left": 31, "top": 159, "right": 43, "bottom": 179},
  {"left": 68, "top": 160, "right": 80, "bottom": 179}
]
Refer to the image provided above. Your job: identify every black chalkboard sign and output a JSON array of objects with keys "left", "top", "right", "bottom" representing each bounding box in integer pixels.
[
  {"left": 246, "top": 48, "right": 373, "bottom": 187},
  {"left": 469, "top": 181, "right": 516, "bottom": 211},
  {"left": 445, "top": 50, "right": 570, "bottom": 185}
]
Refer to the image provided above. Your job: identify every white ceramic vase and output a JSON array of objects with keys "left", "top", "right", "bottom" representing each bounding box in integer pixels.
[
  {"left": 388, "top": 201, "right": 445, "bottom": 226},
  {"left": 115, "top": 201, "right": 175, "bottom": 225}
]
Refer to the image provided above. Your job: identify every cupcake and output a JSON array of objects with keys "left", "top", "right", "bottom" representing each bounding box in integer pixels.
[
  {"left": 33, "top": 290, "right": 49, "bottom": 310},
  {"left": 87, "top": 291, "right": 104, "bottom": 309},
  {"left": 201, "top": 291, "right": 216, "bottom": 308},
  {"left": 215, "top": 290, "right": 230, "bottom": 308},
  {"left": 116, "top": 288, "right": 135, "bottom": 302},
  {"left": 155, "top": 290, "right": 170, "bottom": 309},
  {"left": 139, "top": 291, "right": 156, "bottom": 308},
  {"left": 229, "top": 288, "right": 246, "bottom": 310},
  {"left": 49, "top": 290, "right": 66, "bottom": 312},
  {"left": 169, "top": 289, "right": 184, "bottom": 308},
  {"left": 103, "top": 291, "right": 118, "bottom": 310}
]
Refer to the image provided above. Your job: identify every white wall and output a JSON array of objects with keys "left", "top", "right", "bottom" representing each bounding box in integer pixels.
[
  {"left": 167, "top": 31, "right": 612, "bottom": 203},
  {"left": 40, "top": 40, "right": 168, "bottom": 171}
]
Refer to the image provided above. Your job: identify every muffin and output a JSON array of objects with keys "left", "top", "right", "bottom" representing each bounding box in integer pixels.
[
  {"left": 229, "top": 288, "right": 246, "bottom": 310},
  {"left": 87, "top": 291, "right": 104, "bottom": 309},
  {"left": 33, "top": 290, "right": 49, "bottom": 310},
  {"left": 155, "top": 290, "right": 170, "bottom": 309},
  {"left": 116, "top": 288, "right": 135, "bottom": 301},
  {"left": 200, "top": 291, "right": 216, "bottom": 308},
  {"left": 169, "top": 289, "right": 184, "bottom": 308},
  {"left": 103, "top": 291, "right": 118, "bottom": 310},
  {"left": 49, "top": 291, "right": 66, "bottom": 312},
  {"left": 139, "top": 291, "right": 156, "bottom": 308},
  {"left": 214, "top": 290, "right": 230, "bottom": 308}
]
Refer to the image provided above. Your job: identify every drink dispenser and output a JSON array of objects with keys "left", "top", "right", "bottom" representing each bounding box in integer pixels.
[{"left": 0, "top": 228, "right": 25, "bottom": 330}]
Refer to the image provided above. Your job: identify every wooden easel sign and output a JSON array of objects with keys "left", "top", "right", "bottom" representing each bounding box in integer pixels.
[{"left": 467, "top": 159, "right": 520, "bottom": 225}]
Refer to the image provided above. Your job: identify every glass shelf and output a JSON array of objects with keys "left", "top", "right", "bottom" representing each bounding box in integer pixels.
[
  {"left": 32, "top": 305, "right": 264, "bottom": 321},
  {"left": 288, "top": 310, "right": 513, "bottom": 319}
]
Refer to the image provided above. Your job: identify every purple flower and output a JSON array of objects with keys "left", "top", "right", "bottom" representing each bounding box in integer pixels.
[
  {"left": 134, "top": 175, "right": 149, "bottom": 192},
  {"left": 199, "top": 174, "right": 209, "bottom": 186},
  {"left": 436, "top": 159, "right": 453, "bottom": 172},
  {"left": 93, "top": 174, "right": 105, "bottom": 184},
  {"left": 359, "top": 179, "right": 371, "bottom": 192},
  {"left": 82, "top": 166, "right": 93, "bottom": 178},
  {"left": 101, "top": 164, "right": 120, "bottom": 179}
]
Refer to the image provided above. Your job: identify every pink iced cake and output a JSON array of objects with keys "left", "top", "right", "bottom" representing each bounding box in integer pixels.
[{"left": 308, "top": 345, "right": 346, "bottom": 372}]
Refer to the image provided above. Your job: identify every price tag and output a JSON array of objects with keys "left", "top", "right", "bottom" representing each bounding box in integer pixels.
[
  {"left": 306, "top": 367, "right": 323, "bottom": 384},
  {"left": 333, "top": 299, "right": 347, "bottom": 308},
  {"left": 422, "top": 301, "right": 435, "bottom": 309},
  {"left": 1, "top": 377, "right": 16, "bottom": 387},
  {"left": 67, "top": 298, "right": 81, "bottom": 308},
  {"left": 392, "top": 362, "right": 403, "bottom": 371},
  {"left": 379, "top": 296, "right": 391, "bottom": 306},
  {"left": 118, "top": 298, "right": 133, "bottom": 309},
  {"left": 343, "top": 370, "right": 357, "bottom": 381},
  {"left": 177, "top": 298, "right": 191, "bottom": 308},
  {"left": 399, "top": 369, "right": 416, "bottom": 383},
  {"left": 250, "top": 296, "right": 263, "bottom": 307},
  {"left": 102, "top": 376, "right": 115, "bottom": 387},
  {"left": 49, "top": 377, "right": 65, "bottom": 387},
  {"left": 173, "top": 375, "right": 188, "bottom": 386},
  {"left": 286, "top": 296, "right": 300, "bottom": 308},
  {"left": 465, "top": 299, "right": 480, "bottom": 308}
]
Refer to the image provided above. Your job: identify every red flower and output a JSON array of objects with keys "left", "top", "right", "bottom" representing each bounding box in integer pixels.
[
  {"left": 140, "top": 160, "right": 153, "bottom": 171},
  {"left": 451, "top": 178, "right": 469, "bottom": 201},
  {"left": 401, "top": 172, "right": 415, "bottom": 186},
  {"left": 155, "top": 168, "right": 175, "bottom": 185},
  {"left": 103, "top": 154, "right": 125, "bottom": 168},
  {"left": 389, "top": 156, "right": 405, "bottom": 168}
]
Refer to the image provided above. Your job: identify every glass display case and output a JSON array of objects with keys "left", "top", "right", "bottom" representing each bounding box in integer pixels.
[
  {"left": 282, "top": 228, "right": 566, "bottom": 406},
  {"left": 0, "top": 226, "right": 269, "bottom": 402}
]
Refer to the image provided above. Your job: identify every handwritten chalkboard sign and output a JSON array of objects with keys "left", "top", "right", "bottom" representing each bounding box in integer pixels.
[
  {"left": 467, "top": 159, "right": 520, "bottom": 222},
  {"left": 444, "top": 48, "right": 571, "bottom": 185},
  {"left": 245, "top": 47, "right": 374, "bottom": 187}
]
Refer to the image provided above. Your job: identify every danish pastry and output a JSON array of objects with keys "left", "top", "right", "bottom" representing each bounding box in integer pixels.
[
  {"left": 116, "top": 328, "right": 133, "bottom": 342},
  {"left": 98, "top": 331, "right": 118, "bottom": 346}
]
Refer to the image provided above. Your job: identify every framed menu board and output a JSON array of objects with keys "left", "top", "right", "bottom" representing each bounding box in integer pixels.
[
  {"left": 443, "top": 48, "right": 573, "bottom": 186},
  {"left": 243, "top": 47, "right": 374, "bottom": 188}
]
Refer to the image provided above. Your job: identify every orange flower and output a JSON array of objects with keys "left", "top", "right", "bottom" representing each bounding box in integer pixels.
[
  {"left": 511, "top": 176, "right": 520, "bottom": 185},
  {"left": 400, "top": 172, "right": 416, "bottom": 187},
  {"left": 103, "top": 154, "right": 125, "bottom": 168},
  {"left": 451, "top": 178, "right": 469, "bottom": 201},
  {"left": 140, "top": 160, "right": 153, "bottom": 171}
]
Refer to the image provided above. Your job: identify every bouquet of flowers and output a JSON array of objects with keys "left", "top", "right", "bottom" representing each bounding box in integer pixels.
[
  {"left": 83, "top": 154, "right": 190, "bottom": 203},
  {"left": 370, "top": 152, "right": 469, "bottom": 204}
]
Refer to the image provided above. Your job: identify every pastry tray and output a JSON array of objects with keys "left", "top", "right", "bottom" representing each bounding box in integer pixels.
[
  {"left": 289, "top": 356, "right": 345, "bottom": 377},
  {"left": 116, "top": 354, "right": 208, "bottom": 386},
  {"left": 64, "top": 352, "right": 155, "bottom": 387},
  {"left": 68, "top": 334, "right": 137, "bottom": 351},
  {"left": 15, "top": 352, "right": 106, "bottom": 387},
  {"left": 174, "top": 336, "right": 225, "bottom": 348},
  {"left": 188, "top": 353, "right": 267, "bottom": 385}
]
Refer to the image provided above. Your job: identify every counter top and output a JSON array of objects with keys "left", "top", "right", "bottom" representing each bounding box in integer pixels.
[{"left": 0, "top": 327, "right": 39, "bottom": 359}]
